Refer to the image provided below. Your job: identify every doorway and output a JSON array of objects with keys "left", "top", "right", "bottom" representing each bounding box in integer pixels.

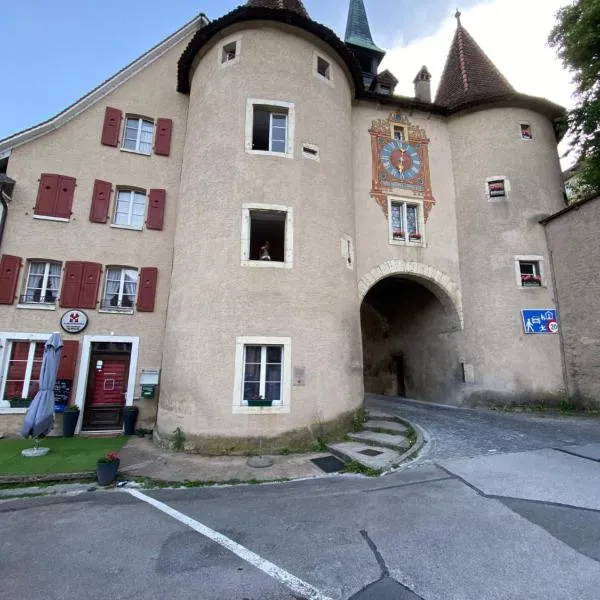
[{"left": 82, "top": 342, "right": 131, "bottom": 431}]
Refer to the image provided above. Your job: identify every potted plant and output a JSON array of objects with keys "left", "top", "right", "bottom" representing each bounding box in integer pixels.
[
  {"left": 62, "top": 404, "right": 80, "bottom": 438},
  {"left": 393, "top": 230, "right": 405, "bottom": 240},
  {"left": 122, "top": 405, "right": 139, "bottom": 436},
  {"left": 409, "top": 232, "right": 422, "bottom": 241},
  {"left": 247, "top": 394, "right": 273, "bottom": 407},
  {"left": 521, "top": 274, "right": 542, "bottom": 286},
  {"left": 9, "top": 396, "right": 31, "bottom": 408},
  {"left": 96, "top": 451, "right": 120, "bottom": 486}
]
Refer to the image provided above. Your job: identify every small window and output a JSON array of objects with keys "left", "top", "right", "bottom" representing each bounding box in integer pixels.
[
  {"left": 389, "top": 199, "right": 423, "bottom": 243},
  {"left": 379, "top": 84, "right": 392, "bottom": 95},
  {"left": 317, "top": 57, "right": 330, "bottom": 79},
  {"left": 519, "top": 261, "right": 542, "bottom": 287},
  {"left": 393, "top": 125, "right": 407, "bottom": 141},
  {"left": 20, "top": 260, "right": 61, "bottom": 306},
  {"left": 122, "top": 117, "right": 153, "bottom": 155},
  {"left": 242, "top": 345, "right": 283, "bottom": 405},
  {"left": 101, "top": 267, "right": 138, "bottom": 312},
  {"left": 222, "top": 41, "right": 237, "bottom": 63},
  {"left": 249, "top": 210, "right": 286, "bottom": 262},
  {"left": 252, "top": 107, "right": 288, "bottom": 153},
  {"left": 520, "top": 123, "right": 533, "bottom": 140},
  {"left": 113, "top": 189, "right": 146, "bottom": 229},
  {"left": 487, "top": 179, "right": 506, "bottom": 199}
]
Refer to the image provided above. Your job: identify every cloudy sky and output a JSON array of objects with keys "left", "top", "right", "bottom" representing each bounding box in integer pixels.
[{"left": 0, "top": 0, "right": 576, "bottom": 162}]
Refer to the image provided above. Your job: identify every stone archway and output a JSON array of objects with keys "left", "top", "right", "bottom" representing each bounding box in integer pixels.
[{"left": 358, "top": 260, "right": 463, "bottom": 330}]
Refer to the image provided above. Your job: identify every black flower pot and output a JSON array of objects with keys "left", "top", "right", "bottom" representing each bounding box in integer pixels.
[
  {"left": 123, "top": 405, "right": 139, "bottom": 435},
  {"left": 96, "top": 460, "right": 120, "bottom": 486},
  {"left": 62, "top": 410, "right": 80, "bottom": 438}
]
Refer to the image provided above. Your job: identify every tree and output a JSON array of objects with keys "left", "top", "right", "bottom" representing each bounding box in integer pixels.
[{"left": 549, "top": 0, "right": 600, "bottom": 198}]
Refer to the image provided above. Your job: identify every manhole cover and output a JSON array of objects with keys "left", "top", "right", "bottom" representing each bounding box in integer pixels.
[
  {"left": 311, "top": 455, "right": 346, "bottom": 473},
  {"left": 358, "top": 449, "right": 383, "bottom": 457}
]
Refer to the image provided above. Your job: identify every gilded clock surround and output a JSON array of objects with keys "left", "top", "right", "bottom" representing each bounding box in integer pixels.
[{"left": 369, "top": 113, "right": 435, "bottom": 220}]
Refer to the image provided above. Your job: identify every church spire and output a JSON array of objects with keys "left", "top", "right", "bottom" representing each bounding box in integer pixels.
[
  {"left": 344, "top": 0, "right": 384, "bottom": 53},
  {"left": 436, "top": 13, "right": 514, "bottom": 108}
]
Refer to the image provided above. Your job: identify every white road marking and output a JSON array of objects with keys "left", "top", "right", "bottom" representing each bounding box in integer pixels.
[{"left": 127, "top": 488, "right": 333, "bottom": 600}]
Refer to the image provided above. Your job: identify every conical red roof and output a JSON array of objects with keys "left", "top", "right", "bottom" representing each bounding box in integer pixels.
[
  {"left": 435, "top": 16, "right": 514, "bottom": 109},
  {"left": 245, "top": 0, "right": 309, "bottom": 18}
]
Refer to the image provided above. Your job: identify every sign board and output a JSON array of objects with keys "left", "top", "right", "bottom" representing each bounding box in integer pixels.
[
  {"left": 60, "top": 310, "right": 89, "bottom": 334},
  {"left": 53, "top": 379, "right": 73, "bottom": 406},
  {"left": 521, "top": 309, "right": 559, "bottom": 334}
]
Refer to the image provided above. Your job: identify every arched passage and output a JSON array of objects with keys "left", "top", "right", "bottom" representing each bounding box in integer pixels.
[{"left": 359, "top": 261, "right": 464, "bottom": 404}]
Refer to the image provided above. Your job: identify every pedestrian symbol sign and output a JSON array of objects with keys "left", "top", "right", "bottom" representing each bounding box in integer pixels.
[{"left": 521, "top": 309, "right": 558, "bottom": 334}]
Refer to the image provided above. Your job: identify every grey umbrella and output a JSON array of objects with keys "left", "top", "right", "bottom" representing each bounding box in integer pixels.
[{"left": 21, "top": 332, "right": 63, "bottom": 440}]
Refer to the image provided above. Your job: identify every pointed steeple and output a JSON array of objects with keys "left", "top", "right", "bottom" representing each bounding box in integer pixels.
[
  {"left": 245, "top": 0, "right": 309, "bottom": 18},
  {"left": 345, "top": 0, "right": 384, "bottom": 53},
  {"left": 435, "top": 13, "right": 514, "bottom": 109}
]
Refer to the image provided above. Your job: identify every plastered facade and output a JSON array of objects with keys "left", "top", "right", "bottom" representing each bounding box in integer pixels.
[{"left": 0, "top": 7, "right": 572, "bottom": 444}]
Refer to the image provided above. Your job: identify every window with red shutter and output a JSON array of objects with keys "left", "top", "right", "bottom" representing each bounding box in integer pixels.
[
  {"left": 79, "top": 263, "right": 102, "bottom": 309},
  {"left": 57, "top": 339, "right": 79, "bottom": 383},
  {"left": 137, "top": 267, "right": 158, "bottom": 312},
  {"left": 34, "top": 174, "right": 60, "bottom": 217},
  {"left": 55, "top": 176, "right": 76, "bottom": 219},
  {"left": 89, "top": 180, "right": 112, "bottom": 224},
  {"left": 60, "top": 262, "right": 84, "bottom": 308},
  {"left": 154, "top": 118, "right": 173, "bottom": 156},
  {"left": 0, "top": 254, "right": 22, "bottom": 305},
  {"left": 146, "top": 189, "right": 165, "bottom": 230},
  {"left": 101, "top": 107, "right": 122, "bottom": 147}
]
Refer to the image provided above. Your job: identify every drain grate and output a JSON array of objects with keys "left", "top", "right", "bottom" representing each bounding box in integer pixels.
[
  {"left": 310, "top": 455, "right": 345, "bottom": 473},
  {"left": 358, "top": 449, "right": 384, "bottom": 457}
]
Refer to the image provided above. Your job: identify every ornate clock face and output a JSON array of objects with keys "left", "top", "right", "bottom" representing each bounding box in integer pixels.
[{"left": 380, "top": 140, "right": 422, "bottom": 180}]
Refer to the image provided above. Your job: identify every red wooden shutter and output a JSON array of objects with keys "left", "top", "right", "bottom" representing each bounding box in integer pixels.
[
  {"left": 154, "top": 118, "right": 172, "bottom": 156},
  {"left": 57, "top": 340, "right": 79, "bottom": 380},
  {"left": 79, "top": 262, "right": 102, "bottom": 309},
  {"left": 137, "top": 267, "right": 158, "bottom": 312},
  {"left": 34, "top": 174, "right": 59, "bottom": 216},
  {"left": 60, "top": 262, "right": 84, "bottom": 308},
  {"left": 146, "top": 189, "right": 166, "bottom": 230},
  {"left": 89, "top": 179, "right": 112, "bottom": 223},
  {"left": 0, "top": 254, "right": 22, "bottom": 305},
  {"left": 101, "top": 107, "right": 122, "bottom": 147},
  {"left": 55, "top": 176, "right": 76, "bottom": 219}
]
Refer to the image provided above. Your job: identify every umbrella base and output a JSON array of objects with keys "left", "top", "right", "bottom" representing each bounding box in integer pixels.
[{"left": 22, "top": 447, "right": 50, "bottom": 458}]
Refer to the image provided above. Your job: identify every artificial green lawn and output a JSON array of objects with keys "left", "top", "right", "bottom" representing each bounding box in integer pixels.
[{"left": 0, "top": 437, "right": 127, "bottom": 476}]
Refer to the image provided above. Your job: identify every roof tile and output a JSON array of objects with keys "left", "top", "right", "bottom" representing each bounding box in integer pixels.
[{"left": 246, "top": 0, "right": 309, "bottom": 18}]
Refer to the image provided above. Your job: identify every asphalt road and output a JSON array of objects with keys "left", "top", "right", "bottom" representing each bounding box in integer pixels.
[{"left": 2, "top": 400, "right": 600, "bottom": 600}]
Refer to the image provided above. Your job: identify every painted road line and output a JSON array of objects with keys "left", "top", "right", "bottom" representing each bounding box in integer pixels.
[{"left": 127, "top": 488, "right": 333, "bottom": 600}]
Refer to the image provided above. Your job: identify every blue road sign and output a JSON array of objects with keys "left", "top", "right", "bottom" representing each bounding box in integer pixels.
[{"left": 521, "top": 309, "right": 559, "bottom": 334}]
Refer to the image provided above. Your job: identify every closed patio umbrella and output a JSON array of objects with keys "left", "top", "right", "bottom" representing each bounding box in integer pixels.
[{"left": 21, "top": 332, "right": 63, "bottom": 455}]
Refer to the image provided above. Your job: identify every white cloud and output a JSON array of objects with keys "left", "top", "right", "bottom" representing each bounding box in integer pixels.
[{"left": 380, "top": 0, "right": 577, "bottom": 167}]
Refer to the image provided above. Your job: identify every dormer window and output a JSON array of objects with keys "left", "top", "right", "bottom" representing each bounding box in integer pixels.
[{"left": 379, "top": 84, "right": 392, "bottom": 95}]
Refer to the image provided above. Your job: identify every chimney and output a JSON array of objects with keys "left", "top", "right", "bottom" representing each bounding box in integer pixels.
[{"left": 413, "top": 65, "right": 432, "bottom": 103}]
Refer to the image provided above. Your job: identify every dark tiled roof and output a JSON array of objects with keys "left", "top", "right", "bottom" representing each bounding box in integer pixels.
[
  {"left": 344, "top": 0, "right": 384, "bottom": 54},
  {"left": 377, "top": 69, "right": 398, "bottom": 85},
  {"left": 435, "top": 21, "right": 514, "bottom": 109},
  {"left": 246, "top": 0, "right": 308, "bottom": 18}
]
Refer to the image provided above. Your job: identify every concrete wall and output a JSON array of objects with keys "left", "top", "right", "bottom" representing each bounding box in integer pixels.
[
  {"left": 450, "top": 107, "right": 565, "bottom": 401},
  {"left": 0, "top": 37, "right": 192, "bottom": 424},
  {"left": 157, "top": 23, "right": 363, "bottom": 442},
  {"left": 545, "top": 197, "right": 600, "bottom": 404}
]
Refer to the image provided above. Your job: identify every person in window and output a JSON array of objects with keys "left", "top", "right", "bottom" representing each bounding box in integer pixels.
[{"left": 260, "top": 241, "right": 271, "bottom": 261}]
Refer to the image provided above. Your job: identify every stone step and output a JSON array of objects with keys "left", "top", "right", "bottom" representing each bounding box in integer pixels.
[
  {"left": 348, "top": 431, "right": 410, "bottom": 451},
  {"left": 327, "top": 442, "right": 402, "bottom": 471},
  {"left": 363, "top": 420, "right": 408, "bottom": 435},
  {"left": 366, "top": 410, "right": 397, "bottom": 421}
]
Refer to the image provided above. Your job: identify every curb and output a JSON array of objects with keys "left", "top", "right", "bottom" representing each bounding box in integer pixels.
[
  {"left": 0, "top": 471, "right": 94, "bottom": 485},
  {"left": 392, "top": 416, "right": 426, "bottom": 466}
]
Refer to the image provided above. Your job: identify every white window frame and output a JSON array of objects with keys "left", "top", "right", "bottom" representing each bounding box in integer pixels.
[
  {"left": 241, "top": 203, "right": 294, "bottom": 268},
  {"left": 519, "top": 122, "right": 533, "bottom": 141},
  {"left": 233, "top": 336, "right": 291, "bottom": 414},
  {"left": 111, "top": 189, "right": 146, "bottom": 231},
  {"left": 485, "top": 176, "right": 510, "bottom": 202},
  {"left": 121, "top": 116, "right": 154, "bottom": 156},
  {"left": 514, "top": 255, "right": 545, "bottom": 288},
  {"left": 391, "top": 124, "right": 408, "bottom": 141},
  {"left": 313, "top": 52, "right": 334, "bottom": 86},
  {"left": 219, "top": 35, "right": 242, "bottom": 68},
  {"left": 99, "top": 266, "right": 138, "bottom": 313},
  {"left": 245, "top": 99, "right": 295, "bottom": 158},
  {"left": 387, "top": 196, "right": 425, "bottom": 246},
  {"left": 0, "top": 332, "right": 51, "bottom": 413},
  {"left": 17, "top": 260, "right": 61, "bottom": 310}
]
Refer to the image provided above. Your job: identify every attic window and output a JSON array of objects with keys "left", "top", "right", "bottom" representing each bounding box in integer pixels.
[
  {"left": 520, "top": 123, "right": 533, "bottom": 140},
  {"left": 379, "top": 84, "right": 392, "bottom": 95},
  {"left": 222, "top": 42, "right": 237, "bottom": 63},
  {"left": 317, "top": 57, "right": 330, "bottom": 80}
]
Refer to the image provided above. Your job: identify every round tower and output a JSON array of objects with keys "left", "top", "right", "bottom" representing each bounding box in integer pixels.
[{"left": 157, "top": 3, "right": 364, "bottom": 450}]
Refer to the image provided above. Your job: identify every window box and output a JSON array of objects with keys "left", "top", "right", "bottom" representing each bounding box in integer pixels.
[
  {"left": 521, "top": 274, "right": 542, "bottom": 287},
  {"left": 409, "top": 232, "right": 422, "bottom": 241},
  {"left": 9, "top": 398, "right": 32, "bottom": 408},
  {"left": 247, "top": 398, "right": 273, "bottom": 407}
]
